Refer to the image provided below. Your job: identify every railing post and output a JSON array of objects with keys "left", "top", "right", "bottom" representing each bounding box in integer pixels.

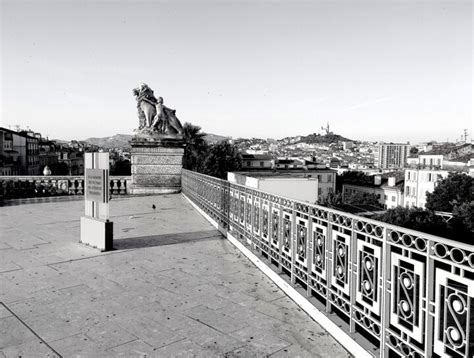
[
  {"left": 424, "top": 239, "right": 434, "bottom": 357},
  {"left": 291, "top": 202, "right": 297, "bottom": 285},
  {"left": 380, "top": 225, "right": 390, "bottom": 358},
  {"left": 349, "top": 219, "right": 357, "bottom": 334},
  {"left": 306, "top": 214, "right": 313, "bottom": 298},
  {"left": 326, "top": 211, "right": 333, "bottom": 314}
]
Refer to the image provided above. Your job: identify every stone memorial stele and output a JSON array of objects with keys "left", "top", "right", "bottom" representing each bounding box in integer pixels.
[
  {"left": 80, "top": 152, "right": 113, "bottom": 251},
  {"left": 129, "top": 83, "right": 185, "bottom": 194}
]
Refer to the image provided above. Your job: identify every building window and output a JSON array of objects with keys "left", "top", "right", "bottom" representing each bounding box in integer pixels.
[
  {"left": 260, "top": 161, "right": 264, "bottom": 167},
  {"left": 317, "top": 175, "right": 322, "bottom": 181},
  {"left": 327, "top": 175, "right": 332, "bottom": 182},
  {"left": 246, "top": 161, "right": 251, "bottom": 167},
  {"left": 318, "top": 188, "right": 322, "bottom": 195},
  {"left": 392, "top": 196, "right": 396, "bottom": 202},
  {"left": 384, "top": 195, "right": 387, "bottom": 200}
]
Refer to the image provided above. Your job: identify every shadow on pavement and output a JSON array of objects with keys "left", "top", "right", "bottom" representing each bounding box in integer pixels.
[
  {"left": 114, "top": 229, "right": 223, "bottom": 250},
  {"left": 0, "top": 195, "right": 83, "bottom": 207}
]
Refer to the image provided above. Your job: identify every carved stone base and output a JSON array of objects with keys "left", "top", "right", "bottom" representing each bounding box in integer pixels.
[{"left": 129, "top": 136, "right": 185, "bottom": 195}]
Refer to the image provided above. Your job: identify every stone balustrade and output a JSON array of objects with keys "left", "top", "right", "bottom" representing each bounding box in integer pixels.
[
  {"left": 182, "top": 169, "right": 474, "bottom": 358},
  {"left": 0, "top": 175, "right": 130, "bottom": 199}
]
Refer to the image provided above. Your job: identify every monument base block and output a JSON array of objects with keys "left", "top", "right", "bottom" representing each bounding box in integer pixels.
[
  {"left": 130, "top": 136, "right": 184, "bottom": 194},
  {"left": 80, "top": 216, "right": 113, "bottom": 251}
]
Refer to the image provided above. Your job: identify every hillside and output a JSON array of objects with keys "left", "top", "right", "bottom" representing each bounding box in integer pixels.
[
  {"left": 296, "top": 133, "right": 353, "bottom": 144},
  {"left": 84, "top": 134, "right": 133, "bottom": 149},
  {"left": 82, "top": 132, "right": 230, "bottom": 149},
  {"left": 204, "top": 133, "right": 231, "bottom": 143},
  {"left": 79, "top": 130, "right": 352, "bottom": 149}
]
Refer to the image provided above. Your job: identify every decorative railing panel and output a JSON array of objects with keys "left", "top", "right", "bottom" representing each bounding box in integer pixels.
[
  {"left": 182, "top": 169, "right": 474, "bottom": 358},
  {"left": 0, "top": 176, "right": 130, "bottom": 199}
]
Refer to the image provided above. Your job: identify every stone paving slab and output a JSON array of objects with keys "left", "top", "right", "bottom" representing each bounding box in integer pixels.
[{"left": 0, "top": 194, "right": 350, "bottom": 357}]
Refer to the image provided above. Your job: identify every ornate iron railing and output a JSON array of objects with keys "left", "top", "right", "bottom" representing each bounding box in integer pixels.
[
  {"left": 0, "top": 175, "right": 130, "bottom": 199},
  {"left": 182, "top": 169, "right": 473, "bottom": 358}
]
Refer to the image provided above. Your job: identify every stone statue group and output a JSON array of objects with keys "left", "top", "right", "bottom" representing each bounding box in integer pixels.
[{"left": 133, "top": 83, "right": 183, "bottom": 136}]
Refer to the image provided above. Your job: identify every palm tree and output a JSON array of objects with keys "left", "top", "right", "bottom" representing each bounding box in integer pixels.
[{"left": 182, "top": 122, "right": 208, "bottom": 171}]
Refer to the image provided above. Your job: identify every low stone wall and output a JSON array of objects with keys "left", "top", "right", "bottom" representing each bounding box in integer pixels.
[{"left": 0, "top": 176, "right": 130, "bottom": 200}]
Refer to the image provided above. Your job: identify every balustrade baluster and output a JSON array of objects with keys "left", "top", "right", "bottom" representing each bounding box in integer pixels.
[{"left": 77, "top": 179, "right": 84, "bottom": 195}]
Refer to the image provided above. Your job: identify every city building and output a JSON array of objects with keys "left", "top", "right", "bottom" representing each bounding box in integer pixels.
[
  {"left": 404, "top": 168, "right": 449, "bottom": 209},
  {"left": 342, "top": 141, "right": 354, "bottom": 151},
  {"left": 57, "top": 149, "right": 84, "bottom": 175},
  {"left": 39, "top": 138, "right": 58, "bottom": 173},
  {"left": 342, "top": 173, "right": 404, "bottom": 209},
  {"left": 404, "top": 149, "right": 473, "bottom": 208},
  {"left": 329, "top": 157, "right": 341, "bottom": 168},
  {"left": 418, "top": 154, "right": 443, "bottom": 169},
  {"left": 274, "top": 158, "right": 299, "bottom": 169},
  {"left": 26, "top": 134, "right": 40, "bottom": 175},
  {"left": 0, "top": 128, "right": 23, "bottom": 175},
  {"left": 0, "top": 127, "right": 42, "bottom": 175},
  {"left": 228, "top": 168, "right": 336, "bottom": 203},
  {"left": 241, "top": 154, "right": 273, "bottom": 170},
  {"left": 374, "top": 142, "right": 410, "bottom": 169}
]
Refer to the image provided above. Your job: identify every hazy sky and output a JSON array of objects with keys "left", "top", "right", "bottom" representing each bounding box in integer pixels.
[{"left": 1, "top": 0, "right": 472, "bottom": 143}]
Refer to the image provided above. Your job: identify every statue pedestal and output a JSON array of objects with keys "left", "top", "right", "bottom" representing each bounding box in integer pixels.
[{"left": 129, "top": 135, "right": 185, "bottom": 195}]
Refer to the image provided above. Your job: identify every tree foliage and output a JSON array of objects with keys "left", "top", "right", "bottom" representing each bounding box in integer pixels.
[
  {"left": 48, "top": 162, "right": 69, "bottom": 176},
  {"left": 111, "top": 159, "right": 131, "bottom": 175},
  {"left": 182, "top": 122, "right": 242, "bottom": 179},
  {"left": 374, "top": 206, "right": 472, "bottom": 244},
  {"left": 202, "top": 142, "right": 242, "bottom": 179},
  {"left": 320, "top": 191, "right": 343, "bottom": 207},
  {"left": 373, "top": 207, "right": 452, "bottom": 238},
  {"left": 344, "top": 191, "right": 381, "bottom": 207},
  {"left": 425, "top": 173, "right": 473, "bottom": 212},
  {"left": 182, "top": 122, "right": 208, "bottom": 172},
  {"left": 337, "top": 171, "right": 374, "bottom": 192}
]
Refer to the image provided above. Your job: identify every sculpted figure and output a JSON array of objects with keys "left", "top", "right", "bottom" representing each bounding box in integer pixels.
[{"left": 133, "top": 83, "right": 183, "bottom": 136}]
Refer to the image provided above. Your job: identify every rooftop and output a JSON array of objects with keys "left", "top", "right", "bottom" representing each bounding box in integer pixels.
[
  {"left": 0, "top": 195, "right": 348, "bottom": 357},
  {"left": 234, "top": 169, "right": 336, "bottom": 178}
]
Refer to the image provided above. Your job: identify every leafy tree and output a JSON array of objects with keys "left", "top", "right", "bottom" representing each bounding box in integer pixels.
[
  {"left": 337, "top": 171, "right": 372, "bottom": 192},
  {"left": 111, "top": 159, "right": 131, "bottom": 175},
  {"left": 373, "top": 206, "right": 472, "bottom": 243},
  {"left": 320, "top": 191, "right": 343, "bottom": 207},
  {"left": 409, "top": 147, "right": 419, "bottom": 155},
  {"left": 373, "top": 207, "right": 451, "bottom": 238},
  {"left": 48, "top": 162, "right": 69, "bottom": 175},
  {"left": 425, "top": 173, "right": 473, "bottom": 212},
  {"left": 182, "top": 122, "right": 208, "bottom": 172},
  {"left": 344, "top": 191, "right": 381, "bottom": 207},
  {"left": 450, "top": 202, "right": 474, "bottom": 243},
  {"left": 202, "top": 142, "right": 242, "bottom": 179}
]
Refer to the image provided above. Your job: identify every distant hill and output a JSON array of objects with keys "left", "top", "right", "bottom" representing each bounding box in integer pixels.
[
  {"left": 82, "top": 132, "right": 230, "bottom": 149},
  {"left": 204, "top": 133, "right": 231, "bottom": 143},
  {"left": 79, "top": 130, "right": 351, "bottom": 149},
  {"left": 84, "top": 134, "right": 133, "bottom": 149},
  {"left": 297, "top": 133, "right": 352, "bottom": 144}
]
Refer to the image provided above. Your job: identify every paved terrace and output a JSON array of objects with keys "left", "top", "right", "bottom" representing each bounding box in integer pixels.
[{"left": 0, "top": 195, "right": 349, "bottom": 357}]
